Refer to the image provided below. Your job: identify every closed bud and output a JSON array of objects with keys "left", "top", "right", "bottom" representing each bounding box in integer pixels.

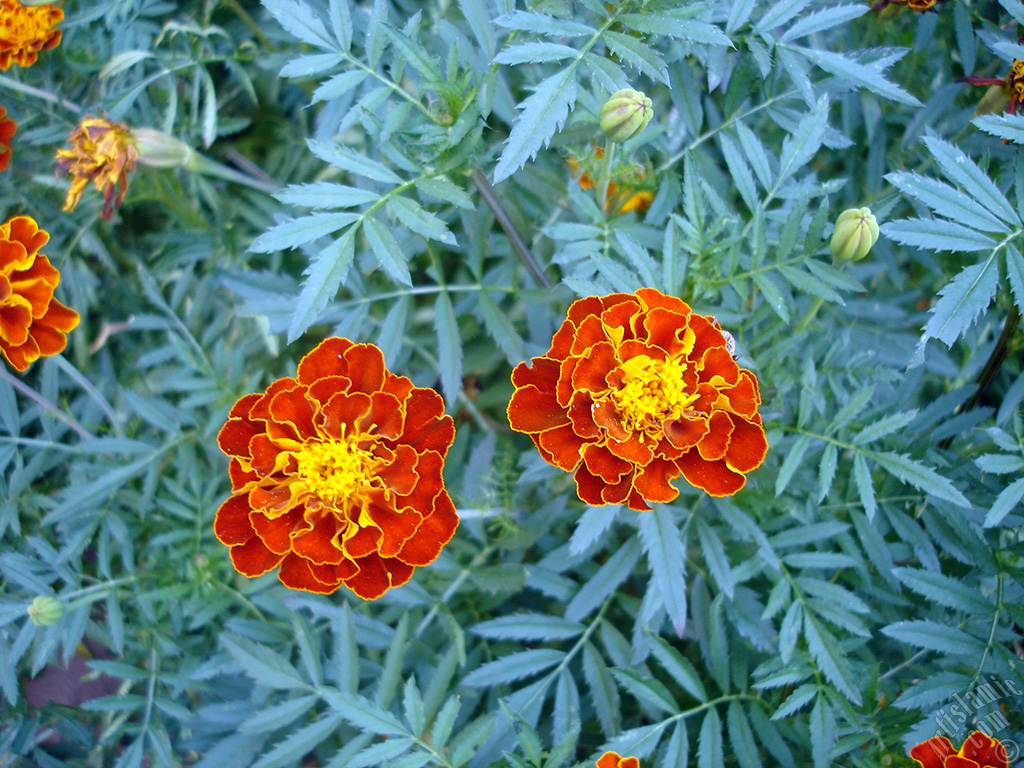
[
  {"left": 27, "top": 595, "right": 62, "bottom": 627},
  {"left": 598, "top": 89, "right": 653, "bottom": 144},
  {"left": 133, "top": 128, "right": 194, "bottom": 169},
  {"left": 830, "top": 207, "right": 879, "bottom": 262}
]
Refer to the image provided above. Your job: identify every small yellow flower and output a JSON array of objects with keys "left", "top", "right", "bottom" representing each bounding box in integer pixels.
[
  {"left": 55, "top": 117, "right": 139, "bottom": 221},
  {"left": 0, "top": 0, "right": 63, "bottom": 71}
]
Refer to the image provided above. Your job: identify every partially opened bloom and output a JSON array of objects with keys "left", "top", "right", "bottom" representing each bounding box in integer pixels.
[
  {"left": 0, "top": 107, "right": 15, "bottom": 171},
  {"left": 958, "top": 60, "right": 1024, "bottom": 116},
  {"left": 596, "top": 751, "right": 640, "bottom": 768},
  {"left": 0, "top": 216, "right": 80, "bottom": 372},
  {"left": 216, "top": 338, "right": 458, "bottom": 599},
  {"left": 508, "top": 289, "right": 767, "bottom": 510},
  {"left": 55, "top": 117, "right": 139, "bottom": 220},
  {"left": 0, "top": 0, "right": 63, "bottom": 71},
  {"left": 568, "top": 147, "right": 654, "bottom": 215},
  {"left": 910, "top": 731, "right": 1009, "bottom": 768}
]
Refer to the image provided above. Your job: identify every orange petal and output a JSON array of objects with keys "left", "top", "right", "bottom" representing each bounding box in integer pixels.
[
  {"left": 396, "top": 450, "right": 444, "bottom": 511},
  {"left": 595, "top": 752, "right": 624, "bottom": 768},
  {"left": 367, "top": 391, "right": 404, "bottom": 438},
  {"left": 37, "top": 298, "right": 79, "bottom": 333},
  {"left": 0, "top": 336, "right": 35, "bottom": 371},
  {"left": 214, "top": 494, "right": 254, "bottom": 545},
  {"left": 512, "top": 356, "right": 560, "bottom": 390},
  {"left": 725, "top": 415, "right": 768, "bottom": 473},
  {"left": 228, "top": 392, "right": 261, "bottom": 419},
  {"left": 367, "top": 500, "right": 423, "bottom": 557},
  {"left": 379, "top": 444, "right": 419, "bottom": 495},
  {"left": 344, "top": 522, "right": 384, "bottom": 558},
  {"left": 268, "top": 385, "right": 318, "bottom": 440},
  {"left": 249, "top": 484, "right": 298, "bottom": 516},
  {"left": 307, "top": 375, "right": 351, "bottom": 411},
  {"left": 382, "top": 371, "right": 414, "bottom": 402},
  {"left": 592, "top": 398, "right": 629, "bottom": 442},
  {"left": 958, "top": 732, "right": 1008, "bottom": 768},
  {"left": 721, "top": 371, "right": 761, "bottom": 418},
  {"left": 278, "top": 554, "right": 343, "bottom": 594},
  {"left": 398, "top": 489, "right": 458, "bottom": 566},
  {"left": 249, "top": 377, "right": 298, "bottom": 423},
  {"left": 537, "top": 423, "right": 587, "bottom": 471},
  {"left": 296, "top": 337, "right": 355, "bottom": 384},
  {"left": 548, "top": 317, "right": 580, "bottom": 359},
  {"left": 571, "top": 341, "right": 617, "bottom": 393},
  {"left": 607, "top": 430, "right": 655, "bottom": 466},
  {"left": 679, "top": 453, "right": 746, "bottom": 496},
  {"left": 508, "top": 383, "right": 569, "bottom": 434},
  {"left": 341, "top": 343, "right": 387, "bottom": 394},
  {"left": 248, "top": 433, "right": 286, "bottom": 476},
  {"left": 565, "top": 295, "right": 607, "bottom": 329},
  {"left": 945, "top": 757, "right": 982, "bottom": 768},
  {"left": 251, "top": 507, "right": 303, "bottom": 555},
  {"left": 632, "top": 456, "right": 680, "bottom": 504},
  {"left": 625, "top": 488, "right": 652, "bottom": 511},
  {"left": 571, "top": 313, "right": 612, "bottom": 354},
  {"left": 600, "top": 297, "right": 642, "bottom": 342},
  {"left": 664, "top": 415, "right": 709, "bottom": 450},
  {"left": 642, "top": 306, "right": 689, "bottom": 355},
  {"left": 701, "top": 346, "right": 740, "bottom": 387},
  {"left": 27, "top": 321, "right": 69, "bottom": 358},
  {"left": 344, "top": 553, "right": 395, "bottom": 599},
  {"left": 291, "top": 513, "right": 346, "bottom": 564},
  {"left": 582, "top": 443, "right": 633, "bottom": 483},
  {"left": 228, "top": 458, "right": 257, "bottom": 490},
  {"left": 8, "top": 216, "right": 48, "bottom": 255},
  {"left": 0, "top": 302, "right": 32, "bottom": 346},
  {"left": 320, "top": 391, "right": 372, "bottom": 438},
  {"left": 697, "top": 411, "right": 734, "bottom": 461},
  {"left": 688, "top": 313, "right": 728, "bottom": 357},
  {"left": 573, "top": 463, "right": 610, "bottom": 506},
  {"left": 402, "top": 388, "right": 455, "bottom": 455},
  {"left": 230, "top": 536, "right": 284, "bottom": 577},
  {"left": 567, "top": 390, "right": 600, "bottom": 439}
]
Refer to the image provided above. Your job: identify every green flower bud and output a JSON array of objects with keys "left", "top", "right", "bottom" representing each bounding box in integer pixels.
[
  {"left": 598, "top": 89, "right": 653, "bottom": 144},
  {"left": 132, "top": 128, "right": 194, "bottom": 169},
  {"left": 27, "top": 595, "right": 62, "bottom": 627},
  {"left": 830, "top": 207, "right": 879, "bottom": 262}
]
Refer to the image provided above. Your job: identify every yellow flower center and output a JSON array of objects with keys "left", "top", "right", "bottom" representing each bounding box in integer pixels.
[
  {"left": 611, "top": 355, "right": 699, "bottom": 435},
  {"left": 1012, "top": 60, "right": 1024, "bottom": 100},
  {"left": 293, "top": 435, "right": 378, "bottom": 507}
]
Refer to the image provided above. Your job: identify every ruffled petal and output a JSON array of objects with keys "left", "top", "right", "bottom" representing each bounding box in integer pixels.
[
  {"left": 251, "top": 507, "right": 303, "bottom": 555},
  {"left": 296, "top": 337, "right": 355, "bottom": 384},
  {"left": 398, "top": 490, "right": 458, "bottom": 566},
  {"left": 725, "top": 415, "right": 768, "bottom": 473},
  {"left": 507, "top": 383, "right": 570, "bottom": 434},
  {"left": 230, "top": 537, "right": 284, "bottom": 577},
  {"left": 678, "top": 453, "right": 746, "bottom": 496},
  {"left": 537, "top": 423, "right": 587, "bottom": 471},
  {"left": 697, "top": 411, "right": 734, "bottom": 461},
  {"left": 582, "top": 443, "right": 632, "bottom": 483},
  {"left": 343, "top": 342, "right": 387, "bottom": 394},
  {"left": 343, "top": 553, "right": 394, "bottom": 600},
  {"left": 632, "top": 456, "right": 680, "bottom": 504},
  {"left": 278, "top": 554, "right": 343, "bottom": 594},
  {"left": 402, "top": 388, "right": 455, "bottom": 455},
  {"left": 214, "top": 494, "right": 254, "bottom": 545},
  {"left": 958, "top": 732, "right": 1009, "bottom": 768}
]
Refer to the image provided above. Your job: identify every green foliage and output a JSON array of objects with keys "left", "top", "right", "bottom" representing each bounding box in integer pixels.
[{"left": 3, "top": 0, "right": 1024, "bottom": 767}]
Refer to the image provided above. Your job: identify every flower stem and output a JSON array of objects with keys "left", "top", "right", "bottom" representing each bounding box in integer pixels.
[
  {"left": 597, "top": 140, "right": 616, "bottom": 216},
  {"left": 469, "top": 169, "right": 553, "bottom": 288}
]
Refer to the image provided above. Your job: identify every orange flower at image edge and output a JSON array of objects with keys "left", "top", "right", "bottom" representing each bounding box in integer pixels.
[
  {"left": 596, "top": 751, "right": 640, "bottom": 768},
  {"left": 0, "top": 107, "right": 16, "bottom": 171},
  {"left": 910, "top": 731, "right": 1010, "bottom": 768},
  {"left": 0, "top": 0, "right": 63, "bottom": 71},
  {"left": 55, "top": 117, "right": 139, "bottom": 221},
  {"left": 508, "top": 288, "right": 767, "bottom": 510},
  {"left": 0, "top": 216, "right": 80, "bottom": 372},
  {"left": 216, "top": 338, "right": 459, "bottom": 599}
]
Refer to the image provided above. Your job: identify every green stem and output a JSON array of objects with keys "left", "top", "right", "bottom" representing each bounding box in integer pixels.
[{"left": 597, "top": 140, "right": 616, "bottom": 217}]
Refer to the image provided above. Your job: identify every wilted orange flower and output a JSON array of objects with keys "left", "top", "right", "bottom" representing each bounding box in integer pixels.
[
  {"left": 508, "top": 289, "right": 767, "bottom": 510},
  {"left": 0, "top": 0, "right": 63, "bottom": 71},
  {"left": 0, "top": 216, "right": 80, "bottom": 372},
  {"left": 55, "top": 117, "right": 139, "bottom": 221},
  {"left": 0, "top": 107, "right": 15, "bottom": 171},
  {"left": 215, "top": 338, "right": 458, "bottom": 599},
  {"left": 910, "top": 731, "right": 1009, "bottom": 768},
  {"left": 596, "top": 751, "right": 640, "bottom": 768},
  {"left": 958, "top": 60, "right": 1024, "bottom": 116},
  {"left": 568, "top": 147, "right": 654, "bottom": 215}
]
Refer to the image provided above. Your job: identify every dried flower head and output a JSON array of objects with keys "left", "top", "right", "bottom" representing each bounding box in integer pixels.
[
  {"left": 910, "top": 731, "right": 1009, "bottom": 768},
  {"left": 596, "top": 752, "right": 640, "bottom": 768},
  {"left": 216, "top": 338, "right": 459, "bottom": 599},
  {"left": 508, "top": 289, "right": 767, "bottom": 510},
  {"left": 568, "top": 147, "right": 654, "bottom": 215},
  {"left": 0, "top": 216, "right": 80, "bottom": 372},
  {"left": 0, "top": 0, "right": 63, "bottom": 71},
  {"left": 55, "top": 117, "right": 139, "bottom": 221},
  {"left": 0, "top": 107, "right": 15, "bottom": 171}
]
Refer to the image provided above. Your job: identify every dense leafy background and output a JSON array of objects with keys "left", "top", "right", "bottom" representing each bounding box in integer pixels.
[{"left": 1, "top": 0, "right": 1023, "bottom": 766}]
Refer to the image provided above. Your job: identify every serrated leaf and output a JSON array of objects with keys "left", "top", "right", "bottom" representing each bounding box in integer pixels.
[
  {"left": 775, "top": 434, "right": 811, "bottom": 497},
  {"left": 364, "top": 217, "right": 413, "bottom": 285},
  {"left": 473, "top": 614, "right": 584, "bottom": 642},
  {"left": 566, "top": 536, "right": 641, "bottom": 621},
  {"left": 638, "top": 506, "right": 688, "bottom": 636},
  {"left": 600, "top": 723, "right": 667, "bottom": 760},
  {"left": 695, "top": 519, "right": 735, "bottom": 598},
  {"left": 727, "top": 702, "right": 762, "bottom": 768},
  {"left": 312, "top": 69, "right": 370, "bottom": 104},
  {"left": 620, "top": 13, "right": 732, "bottom": 47},
  {"left": 697, "top": 708, "right": 723, "bottom": 768},
  {"left": 321, "top": 688, "right": 410, "bottom": 736},
  {"left": 868, "top": 450, "right": 971, "bottom": 507},
  {"left": 347, "top": 737, "right": 415, "bottom": 768},
  {"left": 973, "top": 112, "right": 1024, "bottom": 144},
  {"left": 817, "top": 443, "right": 837, "bottom": 504},
  {"left": 853, "top": 452, "right": 877, "bottom": 520},
  {"left": 752, "top": 272, "right": 790, "bottom": 322},
  {"left": 810, "top": 696, "right": 835, "bottom": 768},
  {"left": 612, "top": 668, "right": 679, "bottom": 715},
  {"left": 568, "top": 504, "right": 620, "bottom": 556},
  {"left": 391, "top": 195, "right": 456, "bottom": 245},
  {"left": 647, "top": 634, "right": 708, "bottom": 702},
  {"left": 603, "top": 30, "right": 669, "bottom": 83},
  {"left": 892, "top": 568, "right": 992, "bottom": 613},
  {"left": 923, "top": 135, "right": 1020, "bottom": 224},
  {"left": 462, "top": 649, "right": 565, "bottom": 688},
  {"left": 221, "top": 634, "right": 306, "bottom": 689},
  {"left": 494, "top": 42, "right": 579, "bottom": 65},
  {"left": 985, "top": 476, "right": 1024, "bottom": 527},
  {"left": 881, "top": 620, "right": 983, "bottom": 655},
  {"left": 583, "top": 641, "right": 619, "bottom": 736},
  {"left": 852, "top": 410, "right": 919, "bottom": 445},
  {"left": 263, "top": 0, "right": 337, "bottom": 49},
  {"left": 882, "top": 218, "right": 997, "bottom": 252},
  {"left": 803, "top": 616, "right": 862, "bottom": 704},
  {"left": 306, "top": 139, "right": 402, "bottom": 184},
  {"left": 434, "top": 291, "right": 462, "bottom": 407},
  {"left": 780, "top": 5, "right": 867, "bottom": 41},
  {"left": 778, "top": 96, "right": 829, "bottom": 186},
  {"left": 493, "top": 11, "right": 595, "bottom": 36},
  {"left": 249, "top": 212, "right": 359, "bottom": 253},
  {"left": 275, "top": 182, "right": 379, "bottom": 209},
  {"left": 288, "top": 227, "right": 357, "bottom": 342},
  {"left": 385, "top": 26, "right": 441, "bottom": 81},
  {"left": 789, "top": 45, "right": 921, "bottom": 105},
  {"left": 1006, "top": 244, "right": 1024, "bottom": 315},
  {"left": 886, "top": 172, "right": 1010, "bottom": 233},
  {"left": 493, "top": 69, "right": 578, "bottom": 184}
]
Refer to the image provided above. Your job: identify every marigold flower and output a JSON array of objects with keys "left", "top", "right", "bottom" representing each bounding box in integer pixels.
[
  {"left": 507, "top": 289, "right": 767, "bottom": 510},
  {"left": 568, "top": 147, "right": 654, "bottom": 215},
  {"left": 0, "top": 216, "right": 79, "bottom": 372},
  {"left": 215, "top": 338, "right": 458, "bottom": 599},
  {"left": 910, "top": 731, "right": 1009, "bottom": 768},
  {"left": 0, "top": 0, "right": 63, "bottom": 71},
  {"left": 55, "top": 117, "right": 139, "bottom": 221},
  {"left": 0, "top": 107, "right": 15, "bottom": 171},
  {"left": 596, "top": 751, "right": 640, "bottom": 768},
  {"left": 958, "top": 60, "right": 1024, "bottom": 116}
]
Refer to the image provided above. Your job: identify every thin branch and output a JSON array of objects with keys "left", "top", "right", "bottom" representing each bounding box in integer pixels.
[{"left": 470, "top": 170, "right": 553, "bottom": 289}]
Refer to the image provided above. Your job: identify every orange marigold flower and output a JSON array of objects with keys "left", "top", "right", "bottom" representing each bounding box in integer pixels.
[
  {"left": 0, "top": 216, "right": 80, "bottom": 372},
  {"left": 0, "top": 107, "right": 15, "bottom": 171},
  {"left": 596, "top": 751, "right": 640, "bottom": 768},
  {"left": 215, "top": 338, "right": 459, "bottom": 599},
  {"left": 568, "top": 147, "right": 654, "bottom": 215},
  {"left": 508, "top": 289, "right": 767, "bottom": 510},
  {"left": 55, "top": 117, "right": 139, "bottom": 221},
  {"left": 0, "top": 0, "right": 63, "bottom": 71},
  {"left": 910, "top": 731, "right": 1009, "bottom": 768}
]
